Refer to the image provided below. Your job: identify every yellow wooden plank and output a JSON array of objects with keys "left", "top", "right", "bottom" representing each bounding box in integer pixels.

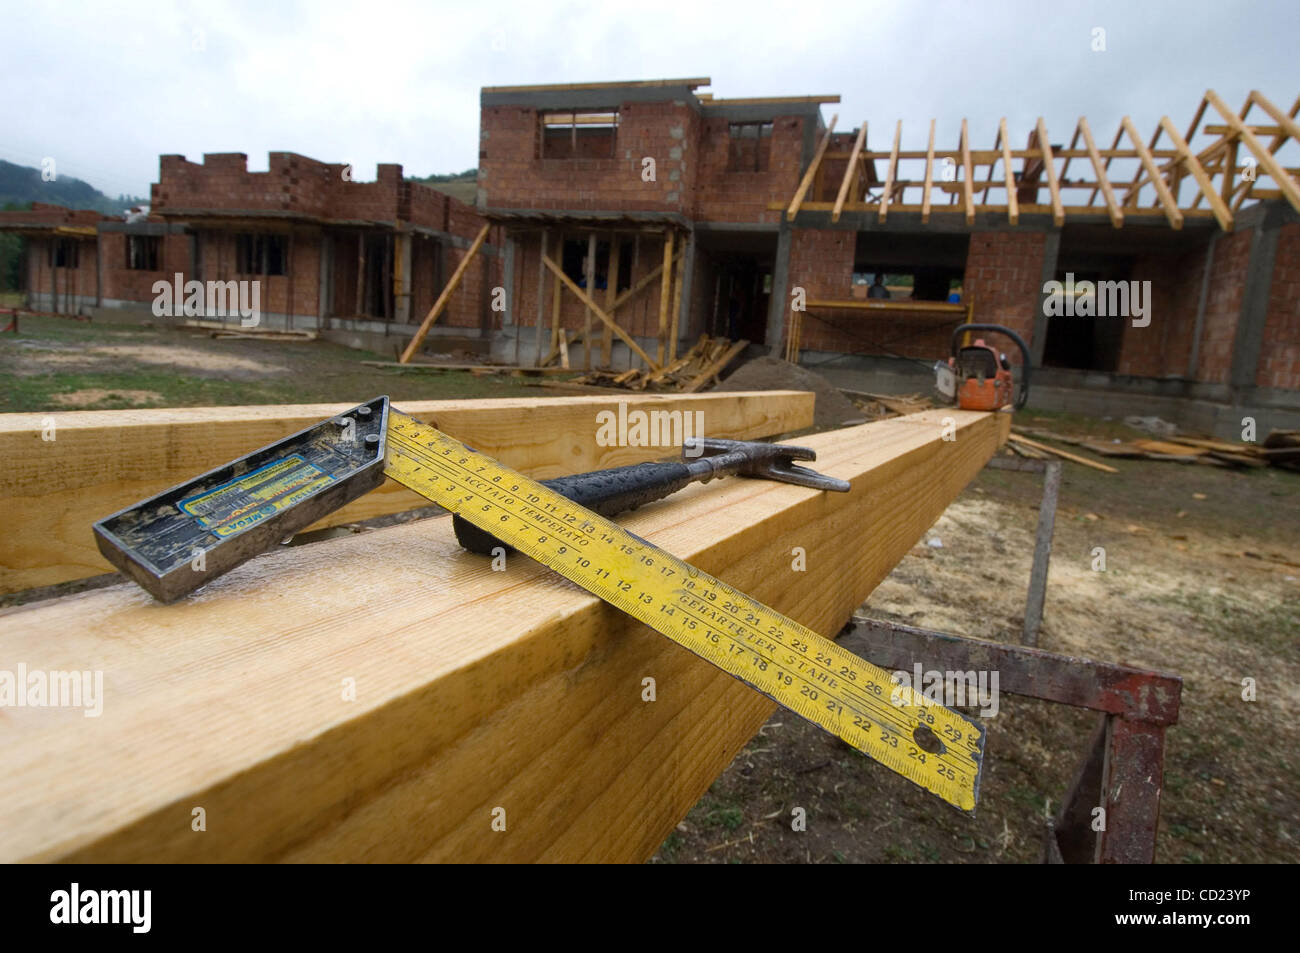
[
  {"left": 399, "top": 224, "right": 490, "bottom": 363},
  {"left": 1122, "top": 116, "right": 1184, "bottom": 228},
  {"left": 1078, "top": 116, "right": 1124, "bottom": 228},
  {"left": 832, "top": 122, "right": 867, "bottom": 223},
  {"left": 879, "top": 119, "right": 902, "bottom": 223},
  {"left": 786, "top": 113, "right": 838, "bottom": 221}
]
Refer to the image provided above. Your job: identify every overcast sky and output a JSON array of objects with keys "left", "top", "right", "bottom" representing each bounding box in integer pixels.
[{"left": 2, "top": 0, "right": 1295, "bottom": 198}]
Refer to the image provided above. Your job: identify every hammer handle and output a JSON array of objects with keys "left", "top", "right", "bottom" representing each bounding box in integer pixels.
[{"left": 453, "top": 461, "right": 694, "bottom": 555}]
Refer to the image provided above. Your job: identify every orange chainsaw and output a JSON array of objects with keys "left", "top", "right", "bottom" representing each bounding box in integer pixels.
[{"left": 934, "top": 323, "right": 1031, "bottom": 411}]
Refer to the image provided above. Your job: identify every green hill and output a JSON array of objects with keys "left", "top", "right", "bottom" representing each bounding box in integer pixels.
[{"left": 0, "top": 159, "right": 146, "bottom": 216}]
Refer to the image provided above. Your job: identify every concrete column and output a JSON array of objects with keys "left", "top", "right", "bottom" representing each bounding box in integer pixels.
[
  {"left": 766, "top": 224, "right": 792, "bottom": 355},
  {"left": 502, "top": 233, "right": 516, "bottom": 326},
  {"left": 677, "top": 228, "right": 695, "bottom": 348},
  {"left": 318, "top": 232, "right": 332, "bottom": 322},
  {"left": 1229, "top": 222, "right": 1280, "bottom": 392},
  {"left": 1030, "top": 229, "right": 1061, "bottom": 368}
]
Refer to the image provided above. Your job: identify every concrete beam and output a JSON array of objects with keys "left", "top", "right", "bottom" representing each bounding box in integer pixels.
[
  {"left": 1031, "top": 229, "right": 1061, "bottom": 367},
  {"left": 766, "top": 224, "right": 792, "bottom": 355},
  {"left": 1230, "top": 222, "right": 1281, "bottom": 391}
]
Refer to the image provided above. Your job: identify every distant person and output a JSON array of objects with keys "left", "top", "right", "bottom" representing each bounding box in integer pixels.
[{"left": 868, "top": 275, "right": 891, "bottom": 300}]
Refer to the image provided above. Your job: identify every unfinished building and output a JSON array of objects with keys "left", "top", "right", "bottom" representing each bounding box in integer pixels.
[{"left": 3, "top": 78, "right": 1298, "bottom": 436}]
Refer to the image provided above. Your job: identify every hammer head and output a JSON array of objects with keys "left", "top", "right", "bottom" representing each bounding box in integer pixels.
[{"left": 685, "top": 438, "right": 851, "bottom": 492}]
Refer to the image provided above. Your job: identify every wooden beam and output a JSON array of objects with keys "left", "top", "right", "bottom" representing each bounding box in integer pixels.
[
  {"left": 878, "top": 119, "right": 902, "bottom": 223},
  {"left": 544, "top": 253, "right": 661, "bottom": 372},
  {"left": 656, "top": 230, "right": 675, "bottom": 365},
  {"left": 399, "top": 224, "right": 489, "bottom": 363},
  {"left": 682, "top": 338, "right": 749, "bottom": 393},
  {"left": 610, "top": 248, "right": 680, "bottom": 315},
  {"left": 786, "top": 113, "right": 838, "bottom": 221},
  {"left": 921, "top": 119, "right": 936, "bottom": 223},
  {"left": 1078, "top": 116, "right": 1123, "bottom": 228},
  {"left": 667, "top": 241, "right": 684, "bottom": 364},
  {"left": 0, "top": 410, "right": 1005, "bottom": 863},
  {"left": 960, "top": 118, "right": 975, "bottom": 225},
  {"left": 1121, "top": 116, "right": 1184, "bottom": 229},
  {"left": 1159, "top": 116, "right": 1232, "bottom": 231},
  {"left": 1207, "top": 89, "right": 1300, "bottom": 213},
  {"left": 1000, "top": 118, "right": 1019, "bottom": 225},
  {"left": 1035, "top": 118, "right": 1065, "bottom": 226},
  {"left": 832, "top": 122, "right": 867, "bottom": 223},
  {"left": 0, "top": 394, "right": 813, "bottom": 595}
]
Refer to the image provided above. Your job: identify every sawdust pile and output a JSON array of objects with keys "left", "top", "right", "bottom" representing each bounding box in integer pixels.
[{"left": 714, "top": 357, "right": 865, "bottom": 430}]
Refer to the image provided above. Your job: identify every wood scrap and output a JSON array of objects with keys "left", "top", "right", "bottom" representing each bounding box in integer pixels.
[
  {"left": 564, "top": 335, "right": 748, "bottom": 393},
  {"left": 1007, "top": 434, "right": 1118, "bottom": 473}
]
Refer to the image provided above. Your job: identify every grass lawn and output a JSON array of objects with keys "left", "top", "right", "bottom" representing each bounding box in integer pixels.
[{"left": 0, "top": 314, "right": 562, "bottom": 412}]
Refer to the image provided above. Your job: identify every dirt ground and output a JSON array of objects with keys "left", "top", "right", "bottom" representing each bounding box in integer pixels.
[{"left": 654, "top": 421, "right": 1300, "bottom": 863}]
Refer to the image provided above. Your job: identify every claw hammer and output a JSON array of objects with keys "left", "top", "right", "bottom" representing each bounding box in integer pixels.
[{"left": 453, "top": 438, "right": 851, "bottom": 555}]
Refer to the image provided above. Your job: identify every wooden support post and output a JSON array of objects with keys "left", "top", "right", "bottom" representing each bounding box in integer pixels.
[
  {"left": 833, "top": 123, "right": 867, "bottom": 223},
  {"left": 657, "top": 230, "right": 675, "bottom": 365},
  {"left": 550, "top": 235, "right": 563, "bottom": 352},
  {"left": 0, "top": 409, "right": 1003, "bottom": 863},
  {"left": 543, "top": 253, "right": 661, "bottom": 372},
  {"left": 399, "top": 223, "right": 490, "bottom": 363},
  {"left": 786, "top": 113, "right": 837, "bottom": 220},
  {"left": 668, "top": 239, "right": 684, "bottom": 364}
]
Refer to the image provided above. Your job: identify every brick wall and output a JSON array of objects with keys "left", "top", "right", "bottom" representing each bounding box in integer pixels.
[
  {"left": 961, "top": 232, "right": 1048, "bottom": 348},
  {"left": 1257, "top": 222, "right": 1300, "bottom": 390},
  {"left": 692, "top": 116, "right": 804, "bottom": 224},
  {"left": 480, "top": 102, "right": 697, "bottom": 214},
  {"left": 25, "top": 235, "right": 98, "bottom": 310},
  {"left": 1115, "top": 249, "right": 1204, "bottom": 378},
  {"left": 1192, "top": 228, "right": 1252, "bottom": 384}
]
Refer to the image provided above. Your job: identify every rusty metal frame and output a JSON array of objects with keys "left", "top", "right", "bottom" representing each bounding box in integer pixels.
[{"left": 842, "top": 616, "right": 1181, "bottom": 863}]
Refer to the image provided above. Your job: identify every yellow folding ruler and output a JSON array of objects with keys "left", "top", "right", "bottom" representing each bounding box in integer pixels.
[{"left": 383, "top": 409, "right": 985, "bottom": 812}]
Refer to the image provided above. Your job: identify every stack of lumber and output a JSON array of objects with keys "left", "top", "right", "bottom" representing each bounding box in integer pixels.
[
  {"left": 0, "top": 392, "right": 814, "bottom": 596},
  {"left": 1012, "top": 426, "right": 1300, "bottom": 471},
  {"left": 842, "top": 390, "right": 936, "bottom": 420},
  {"left": 0, "top": 408, "right": 1008, "bottom": 862},
  {"left": 566, "top": 335, "right": 748, "bottom": 393},
  {"left": 180, "top": 320, "right": 316, "bottom": 342}
]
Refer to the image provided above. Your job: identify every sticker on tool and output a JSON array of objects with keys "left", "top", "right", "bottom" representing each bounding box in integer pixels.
[{"left": 179, "top": 454, "right": 336, "bottom": 537}]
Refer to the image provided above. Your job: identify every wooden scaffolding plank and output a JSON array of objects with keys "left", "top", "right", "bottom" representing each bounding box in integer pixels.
[
  {"left": 786, "top": 113, "right": 838, "bottom": 221},
  {"left": 832, "top": 122, "right": 867, "bottom": 223},
  {"left": 0, "top": 392, "right": 811, "bottom": 594},
  {"left": 544, "top": 253, "right": 661, "bottom": 372},
  {"left": 0, "top": 409, "right": 1006, "bottom": 863},
  {"left": 399, "top": 224, "right": 490, "bottom": 363}
]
